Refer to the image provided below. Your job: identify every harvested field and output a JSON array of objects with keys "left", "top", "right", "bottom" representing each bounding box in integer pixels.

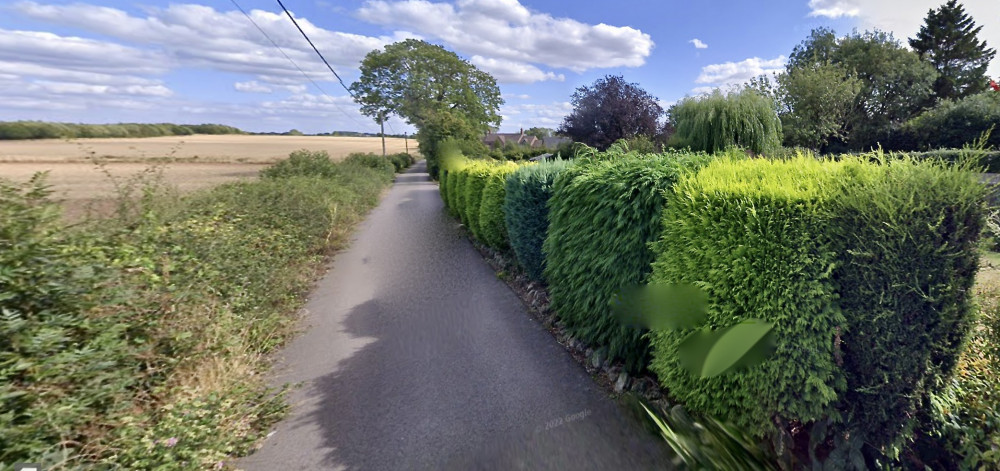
[
  {"left": 0, "top": 135, "right": 415, "bottom": 220},
  {"left": 0, "top": 134, "right": 412, "bottom": 163}
]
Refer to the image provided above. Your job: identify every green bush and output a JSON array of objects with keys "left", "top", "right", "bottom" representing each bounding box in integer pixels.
[
  {"left": 919, "top": 286, "right": 1000, "bottom": 470},
  {"left": 477, "top": 162, "right": 519, "bottom": 250},
  {"left": 648, "top": 155, "right": 986, "bottom": 461},
  {"left": 260, "top": 149, "right": 342, "bottom": 179},
  {"left": 452, "top": 167, "right": 470, "bottom": 221},
  {"left": 648, "top": 156, "right": 851, "bottom": 438},
  {"left": 386, "top": 152, "right": 415, "bottom": 172},
  {"left": 503, "top": 159, "right": 574, "bottom": 281},
  {"left": 668, "top": 89, "right": 782, "bottom": 155},
  {"left": 830, "top": 156, "right": 986, "bottom": 457},
  {"left": 343, "top": 152, "right": 397, "bottom": 175},
  {"left": 902, "top": 92, "right": 1000, "bottom": 150},
  {"left": 0, "top": 151, "right": 392, "bottom": 468},
  {"left": 462, "top": 161, "right": 495, "bottom": 235},
  {"left": 543, "top": 151, "right": 715, "bottom": 373},
  {"left": 0, "top": 121, "right": 244, "bottom": 140}
]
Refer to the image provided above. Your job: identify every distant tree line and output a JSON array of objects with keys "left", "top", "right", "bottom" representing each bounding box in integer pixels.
[{"left": 0, "top": 121, "right": 245, "bottom": 140}]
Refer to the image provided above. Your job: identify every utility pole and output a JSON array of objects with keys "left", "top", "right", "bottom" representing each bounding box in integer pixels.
[
  {"left": 404, "top": 132, "right": 409, "bottom": 154},
  {"left": 380, "top": 111, "right": 386, "bottom": 157}
]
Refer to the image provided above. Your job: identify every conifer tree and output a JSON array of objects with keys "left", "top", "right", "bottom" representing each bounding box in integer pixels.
[{"left": 910, "top": 0, "right": 996, "bottom": 101}]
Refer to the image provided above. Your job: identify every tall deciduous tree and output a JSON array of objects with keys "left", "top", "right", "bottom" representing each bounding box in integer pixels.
[
  {"left": 775, "top": 62, "right": 862, "bottom": 150},
  {"left": 350, "top": 39, "right": 503, "bottom": 177},
  {"left": 787, "top": 29, "right": 937, "bottom": 150},
  {"left": 558, "top": 75, "right": 664, "bottom": 150},
  {"left": 910, "top": 0, "right": 996, "bottom": 102}
]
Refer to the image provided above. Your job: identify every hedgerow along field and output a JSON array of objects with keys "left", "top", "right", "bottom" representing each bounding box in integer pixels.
[
  {"left": 0, "top": 149, "right": 413, "bottom": 469},
  {"left": 436, "top": 147, "right": 1000, "bottom": 470}
]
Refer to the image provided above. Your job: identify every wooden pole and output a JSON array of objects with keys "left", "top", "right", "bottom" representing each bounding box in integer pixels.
[
  {"left": 380, "top": 112, "right": 386, "bottom": 157},
  {"left": 405, "top": 132, "right": 409, "bottom": 154}
]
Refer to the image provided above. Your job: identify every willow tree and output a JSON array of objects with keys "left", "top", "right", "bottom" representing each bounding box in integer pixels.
[{"left": 668, "top": 89, "right": 782, "bottom": 155}]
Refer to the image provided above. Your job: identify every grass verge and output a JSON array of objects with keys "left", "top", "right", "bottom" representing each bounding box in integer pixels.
[{"left": 0, "top": 150, "right": 402, "bottom": 469}]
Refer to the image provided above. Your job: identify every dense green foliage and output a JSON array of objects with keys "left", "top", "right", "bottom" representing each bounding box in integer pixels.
[
  {"left": 921, "top": 283, "right": 1000, "bottom": 470},
  {"left": 543, "top": 152, "right": 715, "bottom": 373},
  {"left": 503, "top": 160, "right": 574, "bottom": 281},
  {"left": 0, "top": 121, "right": 244, "bottom": 140},
  {"left": 830, "top": 156, "right": 985, "bottom": 459},
  {"left": 462, "top": 161, "right": 496, "bottom": 236},
  {"left": 343, "top": 152, "right": 398, "bottom": 175},
  {"left": 782, "top": 28, "right": 938, "bottom": 152},
  {"left": 910, "top": 0, "right": 996, "bottom": 102},
  {"left": 899, "top": 91, "right": 1000, "bottom": 150},
  {"left": 647, "top": 155, "right": 986, "bottom": 464},
  {"left": 350, "top": 39, "right": 503, "bottom": 179},
  {"left": 668, "top": 89, "right": 782, "bottom": 155},
  {"left": 648, "top": 157, "right": 848, "bottom": 437},
  {"left": 477, "top": 163, "right": 518, "bottom": 250},
  {"left": 0, "top": 152, "right": 394, "bottom": 468}
]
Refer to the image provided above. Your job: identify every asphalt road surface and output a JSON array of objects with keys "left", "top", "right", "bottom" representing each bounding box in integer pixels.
[{"left": 238, "top": 160, "right": 671, "bottom": 470}]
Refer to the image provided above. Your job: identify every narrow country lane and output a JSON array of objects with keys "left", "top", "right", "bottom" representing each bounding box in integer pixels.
[{"left": 238, "top": 160, "right": 671, "bottom": 470}]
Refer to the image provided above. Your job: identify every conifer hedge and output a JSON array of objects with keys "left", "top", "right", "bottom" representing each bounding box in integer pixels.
[
  {"left": 647, "top": 155, "right": 986, "bottom": 453},
  {"left": 503, "top": 160, "right": 574, "bottom": 281},
  {"left": 462, "top": 162, "right": 496, "bottom": 236},
  {"left": 477, "top": 162, "right": 519, "bottom": 250},
  {"left": 648, "top": 157, "right": 849, "bottom": 436},
  {"left": 543, "top": 152, "right": 714, "bottom": 373}
]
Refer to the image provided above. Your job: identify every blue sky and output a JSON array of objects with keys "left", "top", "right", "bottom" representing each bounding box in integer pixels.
[{"left": 0, "top": 0, "right": 996, "bottom": 134}]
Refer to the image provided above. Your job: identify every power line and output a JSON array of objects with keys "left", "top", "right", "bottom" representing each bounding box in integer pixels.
[
  {"left": 273, "top": 0, "right": 398, "bottom": 136},
  {"left": 275, "top": 0, "right": 351, "bottom": 96},
  {"left": 228, "top": 0, "right": 375, "bottom": 132}
]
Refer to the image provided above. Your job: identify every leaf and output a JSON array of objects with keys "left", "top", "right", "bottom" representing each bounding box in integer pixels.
[{"left": 678, "top": 320, "right": 777, "bottom": 378}]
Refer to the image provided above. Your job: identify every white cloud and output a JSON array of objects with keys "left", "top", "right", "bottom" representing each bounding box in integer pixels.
[
  {"left": 689, "top": 86, "right": 716, "bottom": 96},
  {"left": 469, "top": 56, "right": 564, "bottom": 83},
  {"left": 499, "top": 101, "right": 572, "bottom": 130},
  {"left": 696, "top": 56, "right": 787, "bottom": 86},
  {"left": 807, "top": 0, "right": 860, "bottom": 18},
  {"left": 689, "top": 38, "right": 708, "bottom": 49},
  {"left": 12, "top": 1, "right": 404, "bottom": 81},
  {"left": 357, "top": 0, "right": 653, "bottom": 73},
  {"left": 805, "top": 0, "right": 999, "bottom": 77},
  {"left": 235, "top": 80, "right": 273, "bottom": 93},
  {"left": 503, "top": 93, "right": 531, "bottom": 100}
]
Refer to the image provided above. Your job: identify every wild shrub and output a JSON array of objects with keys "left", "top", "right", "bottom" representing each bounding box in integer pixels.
[
  {"left": 343, "top": 152, "right": 397, "bottom": 175},
  {"left": 260, "top": 149, "right": 342, "bottom": 179},
  {"left": 0, "top": 151, "right": 393, "bottom": 468},
  {"left": 386, "top": 152, "right": 415, "bottom": 172},
  {"left": 477, "top": 162, "right": 519, "bottom": 249},
  {"left": 543, "top": 151, "right": 715, "bottom": 373},
  {"left": 503, "top": 160, "right": 574, "bottom": 281}
]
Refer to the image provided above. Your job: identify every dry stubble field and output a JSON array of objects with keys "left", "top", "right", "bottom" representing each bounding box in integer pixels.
[{"left": 0, "top": 134, "right": 413, "bottom": 220}]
